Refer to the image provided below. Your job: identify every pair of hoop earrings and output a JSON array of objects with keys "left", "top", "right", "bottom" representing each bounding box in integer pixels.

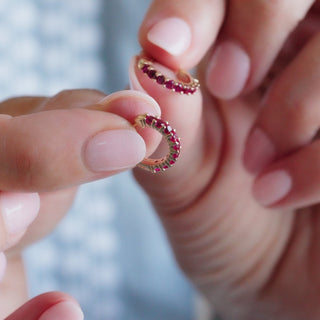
[{"left": 134, "top": 57, "right": 199, "bottom": 173}]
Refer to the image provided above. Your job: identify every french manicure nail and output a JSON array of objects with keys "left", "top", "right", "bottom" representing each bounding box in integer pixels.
[
  {"left": 0, "top": 192, "right": 40, "bottom": 235},
  {"left": 85, "top": 130, "right": 146, "bottom": 172},
  {"left": 244, "top": 128, "right": 276, "bottom": 174},
  {"left": 39, "top": 301, "right": 84, "bottom": 320},
  {"left": 206, "top": 41, "right": 250, "bottom": 99},
  {"left": 147, "top": 17, "right": 192, "bottom": 56},
  {"left": 253, "top": 170, "right": 292, "bottom": 206}
]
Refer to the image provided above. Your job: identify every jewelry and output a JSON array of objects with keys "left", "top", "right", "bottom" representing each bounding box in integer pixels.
[
  {"left": 134, "top": 113, "right": 181, "bottom": 173},
  {"left": 137, "top": 57, "right": 200, "bottom": 95}
]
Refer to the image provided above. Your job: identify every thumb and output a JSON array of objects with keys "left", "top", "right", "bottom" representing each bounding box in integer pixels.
[{"left": 5, "top": 292, "right": 83, "bottom": 320}]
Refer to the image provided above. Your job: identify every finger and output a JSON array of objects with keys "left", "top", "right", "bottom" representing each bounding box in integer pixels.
[
  {"left": 5, "top": 292, "right": 83, "bottom": 320},
  {"left": 0, "top": 192, "right": 39, "bottom": 252},
  {"left": 139, "top": 0, "right": 225, "bottom": 70},
  {"left": 206, "top": 0, "right": 315, "bottom": 99},
  {"left": 244, "top": 33, "right": 320, "bottom": 174},
  {"left": 129, "top": 54, "right": 223, "bottom": 213},
  {"left": 252, "top": 140, "right": 320, "bottom": 208},
  {"left": 0, "top": 90, "right": 161, "bottom": 191}
]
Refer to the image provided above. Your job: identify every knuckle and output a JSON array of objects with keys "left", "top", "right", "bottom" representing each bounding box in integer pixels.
[{"left": 12, "top": 147, "right": 40, "bottom": 189}]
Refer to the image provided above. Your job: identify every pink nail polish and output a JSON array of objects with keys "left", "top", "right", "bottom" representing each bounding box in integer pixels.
[
  {"left": 206, "top": 41, "right": 250, "bottom": 99},
  {"left": 39, "top": 301, "right": 84, "bottom": 320},
  {"left": 84, "top": 130, "right": 146, "bottom": 172},
  {"left": 147, "top": 17, "right": 192, "bottom": 56},
  {"left": 0, "top": 192, "right": 40, "bottom": 235},
  {"left": 253, "top": 170, "right": 292, "bottom": 206},
  {"left": 244, "top": 128, "right": 276, "bottom": 174}
]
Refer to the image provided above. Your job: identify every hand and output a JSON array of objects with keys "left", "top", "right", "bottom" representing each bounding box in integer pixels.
[
  {"left": 133, "top": 1, "right": 320, "bottom": 319},
  {"left": 0, "top": 89, "right": 161, "bottom": 318}
]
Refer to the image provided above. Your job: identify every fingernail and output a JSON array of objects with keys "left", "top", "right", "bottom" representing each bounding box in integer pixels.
[
  {"left": 0, "top": 192, "right": 40, "bottom": 235},
  {"left": 206, "top": 41, "right": 250, "bottom": 99},
  {"left": 39, "top": 301, "right": 84, "bottom": 320},
  {"left": 85, "top": 130, "right": 146, "bottom": 172},
  {"left": 244, "top": 128, "right": 276, "bottom": 174},
  {"left": 253, "top": 170, "right": 292, "bottom": 206},
  {"left": 147, "top": 17, "right": 192, "bottom": 56}
]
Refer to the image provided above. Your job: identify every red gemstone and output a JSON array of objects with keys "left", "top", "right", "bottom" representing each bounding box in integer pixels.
[
  {"left": 170, "top": 134, "right": 178, "bottom": 142},
  {"left": 156, "top": 75, "right": 165, "bottom": 85},
  {"left": 165, "top": 80, "right": 175, "bottom": 90},
  {"left": 142, "top": 64, "right": 149, "bottom": 73},
  {"left": 145, "top": 116, "right": 154, "bottom": 125},
  {"left": 173, "top": 144, "right": 180, "bottom": 151},
  {"left": 183, "top": 87, "right": 193, "bottom": 94},
  {"left": 163, "top": 165, "right": 169, "bottom": 169},
  {"left": 174, "top": 83, "right": 183, "bottom": 93},
  {"left": 148, "top": 69, "right": 157, "bottom": 79},
  {"left": 169, "top": 160, "right": 175, "bottom": 165},
  {"left": 154, "top": 168, "right": 161, "bottom": 172},
  {"left": 173, "top": 153, "right": 179, "bottom": 159},
  {"left": 156, "top": 120, "right": 164, "bottom": 128}
]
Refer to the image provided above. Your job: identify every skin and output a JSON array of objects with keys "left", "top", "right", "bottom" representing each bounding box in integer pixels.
[{"left": 2, "top": 0, "right": 320, "bottom": 319}]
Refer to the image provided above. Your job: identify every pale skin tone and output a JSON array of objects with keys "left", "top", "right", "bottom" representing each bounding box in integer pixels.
[{"left": 2, "top": 0, "right": 320, "bottom": 319}]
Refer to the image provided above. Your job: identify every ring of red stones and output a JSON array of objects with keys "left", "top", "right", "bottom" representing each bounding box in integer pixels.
[
  {"left": 134, "top": 113, "right": 181, "bottom": 173},
  {"left": 138, "top": 57, "right": 200, "bottom": 95}
]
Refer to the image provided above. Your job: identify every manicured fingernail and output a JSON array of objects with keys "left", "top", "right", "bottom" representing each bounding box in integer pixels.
[
  {"left": 253, "top": 170, "right": 292, "bottom": 206},
  {"left": 147, "top": 17, "right": 192, "bottom": 56},
  {"left": 206, "top": 41, "right": 250, "bottom": 99},
  {"left": 0, "top": 192, "right": 40, "bottom": 235},
  {"left": 39, "top": 301, "right": 84, "bottom": 320},
  {"left": 85, "top": 130, "right": 146, "bottom": 172},
  {"left": 244, "top": 128, "right": 276, "bottom": 174}
]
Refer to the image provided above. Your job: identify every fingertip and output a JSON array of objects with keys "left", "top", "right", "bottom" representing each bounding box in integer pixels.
[
  {"left": 39, "top": 301, "right": 84, "bottom": 320},
  {"left": 0, "top": 192, "right": 40, "bottom": 235},
  {"left": 146, "top": 17, "right": 192, "bottom": 57}
]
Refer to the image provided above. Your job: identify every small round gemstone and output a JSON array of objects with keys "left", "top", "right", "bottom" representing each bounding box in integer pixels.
[
  {"left": 173, "top": 144, "right": 180, "bottom": 151},
  {"left": 142, "top": 64, "right": 149, "bottom": 73},
  {"left": 154, "top": 167, "right": 161, "bottom": 172},
  {"left": 169, "top": 160, "right": 175, "bottom": 165},
  {"left": 156, "top": 120, "right": 165, "bottom": 128},
  {"left": 165, "top": 80, "right": 175, "bottom": 90},
  {"left": 163, "top": 165, "right": 169, "bottom": 170},
  {"left": 145, "top": 116, "right": 154, "bottom": 125},
  {"left": 156, "top": 75, "right": 166, "bottom": 85},
  {"left": 173, "top": 153, "right": 179, "bottom": 159},
  {"left": 174, "top": 83, "right": 183, "bottom": 93},
  {"left": 148, "top": 69, "right": 157, "bottom": 79},
  {"left": 170, "top": 134, "right": 178, "bottom": 142}
]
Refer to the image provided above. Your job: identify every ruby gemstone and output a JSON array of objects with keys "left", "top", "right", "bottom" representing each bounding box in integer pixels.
[
  {"left": 165, "top": 80, "right": 175, "bottom": 90},
  {"left": 174, "top": 83, "right": 183, "bottom": 93},
  {"left": 156, "top": 75, "right": 165, "bottom": 85},
  {"left": 142, "top": 64, "right": 149, "bottom": 73},
  {"left": 156, "top": 120, "right": 164, "bottom": 128},
  {"left": 145, "top": 116, "right": 154, "bottom": 125},
  {"left": 148, "top": 69, "right": 157, "bottom": 79}
]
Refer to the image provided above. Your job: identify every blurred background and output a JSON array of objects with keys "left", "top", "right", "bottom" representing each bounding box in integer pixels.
[{"left": 0, "top": 1, "right": 196, "bottom": 319}]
